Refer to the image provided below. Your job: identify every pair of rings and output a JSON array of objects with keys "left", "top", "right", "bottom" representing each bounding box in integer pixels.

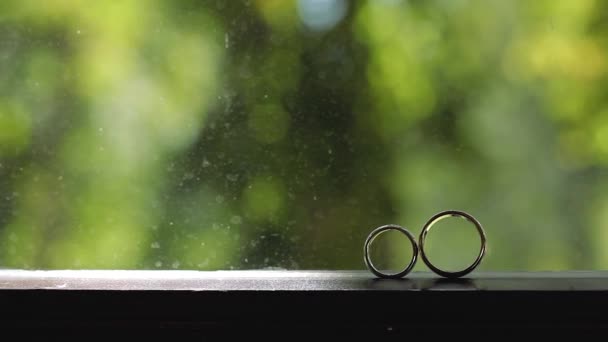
[{"left": 363, "top": 210, "right": 487, "bottom": 279}]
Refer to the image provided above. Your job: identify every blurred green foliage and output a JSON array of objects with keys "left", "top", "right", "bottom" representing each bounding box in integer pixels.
[{"left": 0, "top": 0, "right": 607, "bottom": 271}]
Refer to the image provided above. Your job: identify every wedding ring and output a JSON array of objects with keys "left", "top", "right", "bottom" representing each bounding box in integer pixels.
[
  {"left": 364, "top": 224, "right": 418, "bottom": 279},
  {"left": 419, "top": 210, "right": 486, "bottom": 278}
]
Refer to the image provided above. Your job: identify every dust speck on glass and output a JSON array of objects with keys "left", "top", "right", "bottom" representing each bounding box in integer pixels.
[{"left": 0, "top": 1, "right": 605, "bottom": 271}]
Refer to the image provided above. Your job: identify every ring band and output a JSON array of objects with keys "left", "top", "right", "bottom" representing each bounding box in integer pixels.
[
  {"left": 364, "top": 225, "right": 419, "bottom": 279},
  {"left": 419, "top": 210, "right": 486, "bottom": 278}
]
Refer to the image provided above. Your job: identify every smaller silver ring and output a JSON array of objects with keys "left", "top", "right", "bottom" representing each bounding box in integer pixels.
[
  {"left": 419, "top": 210, "right": 486, "bottom": 279},
  {"left": 364, "top": 225, "right": 419, "bottom": 279}
]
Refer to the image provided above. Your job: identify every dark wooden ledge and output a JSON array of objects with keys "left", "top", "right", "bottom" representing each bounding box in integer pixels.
[{"left": 1, "top": 270, "right": 607, "bottom": 336}]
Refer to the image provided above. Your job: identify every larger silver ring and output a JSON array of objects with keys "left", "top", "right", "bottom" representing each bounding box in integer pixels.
[
  {"left": 364, "top": 224, "right": 419, "bottom": 279},
  {"left": 419, "top": 210, "right": 486, "bottom": 279}
]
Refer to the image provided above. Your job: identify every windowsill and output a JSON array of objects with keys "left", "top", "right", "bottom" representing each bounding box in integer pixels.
[
  {"left": 1, "top": 270, "right": 607, "bottom": 335},
  {"left": 1, "top": 269, "right": 608, "bottom": 291}
]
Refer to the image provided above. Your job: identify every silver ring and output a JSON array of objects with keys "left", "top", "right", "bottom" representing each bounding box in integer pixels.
[
  {"left": 419, "top": 210, "right": 486, "bottom": 278},
  {"left": 364, "top": 224, "right": 418, "bottom": 279}
]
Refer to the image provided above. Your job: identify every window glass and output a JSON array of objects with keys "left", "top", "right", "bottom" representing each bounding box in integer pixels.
[{"left": 0, "top": 0, "right": 605, "bottom": 271}]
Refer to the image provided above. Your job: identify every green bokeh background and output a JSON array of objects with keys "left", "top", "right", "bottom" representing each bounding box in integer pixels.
[{"left": 0, "top": 0, "right": 607, "bottom": 271}]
